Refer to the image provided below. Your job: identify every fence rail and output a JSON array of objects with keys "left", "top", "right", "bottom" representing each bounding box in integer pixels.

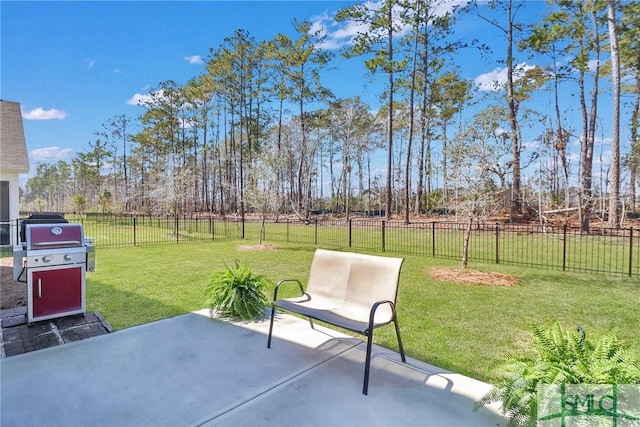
[{"left": 4, "top": 215, "right": 639, "bottom": 277}]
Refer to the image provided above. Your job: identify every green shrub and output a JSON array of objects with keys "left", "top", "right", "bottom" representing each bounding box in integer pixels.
[
  {"left": 205, "top": 260, "right": 270, "bottom": 320},
  {"left": 476, "top": 322, "right": 640, "bottom": 427}
]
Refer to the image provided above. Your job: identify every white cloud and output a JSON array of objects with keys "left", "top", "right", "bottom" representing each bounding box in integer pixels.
[
  {"left": 310, "top": 2, "right": 390, "bottom": 50},
  {"left": 474, "top": 67, "right": 507, "bottom": 92},
  {"left": 86, "top": 58, "right": 96, "bottom": 69},
  {"left": 494, "top": 127, "right": 508, "bottom": 138},
  {"left": 309, "top": 11, "right": 329, "bottom": 38},
  {"left": 311, "top": 11, "right": 371, "bottom": 50},
  {"left": 567, "top": 150, "right": 580, "bottom": 164},
  {"left": 431, "top": 0, "right": 468, "bottom": 17},
  {"left": 313, "top": 0, "right": 467, "bottom": 50},
  {"left": 184, "top": 55, "right": 204, "bottom": 65},
  {"left": 522, "top": 138, "right": 540, "bottom": 152},
  {"left": 29, "top": 146, "right": 74, "bottom": 161},
  {"left": 474, "top": 63, "right": 536, "bottom": 92},
  {"left": 127, "top": 93, "right": 150, "bottom": 105},
  {"left": 22, "top": 107, "right": 68, "bottom": 120},
  {"left": 126, "top": 92, "right": 154, "bottom": 106},
  {"left": 126, "top": 89, "right": 166, "bottom": 106},
  {"left": 181, "top": 118, "right": 195, "bottom": 129}
]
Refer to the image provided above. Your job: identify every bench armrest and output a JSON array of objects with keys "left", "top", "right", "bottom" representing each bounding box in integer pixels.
[
  {"left": 367, "top": 300, "right": 397, "bottom": 331},
  {"left": 273, "top": 279, "right": 305, "bottom": 301}
]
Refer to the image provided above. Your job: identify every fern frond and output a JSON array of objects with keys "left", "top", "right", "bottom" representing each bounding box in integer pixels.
[
  {"left": 477, "top": 322, "right": 640, "bottom": 427},
  {"left": 205, "top": 261, "right": 270, "bottom": 320}
]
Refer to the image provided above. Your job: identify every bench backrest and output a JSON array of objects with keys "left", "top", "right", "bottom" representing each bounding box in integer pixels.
[{"left": 306, "top": 249, "right": 404, "bottom": 324}]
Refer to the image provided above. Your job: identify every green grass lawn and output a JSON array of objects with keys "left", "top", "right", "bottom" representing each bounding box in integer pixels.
[{"left": 87, "top": 240, "right": 639, "bottom": 383}]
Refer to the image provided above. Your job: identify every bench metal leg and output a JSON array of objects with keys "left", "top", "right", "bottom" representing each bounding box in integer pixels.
[
  {"left": 267, "top": 305, "right": 277, "bottom": 348},
  {"left": 363, "top": 327, "right": 375, "bottom": 395},
  {"left": 363, "top": 319, "right": 404, "bottom": 395},
  {"left": 363, "top": 302, "right": 405, "bottom": 395},
  {"left": 394, "top": 317, "right": 406, "bottom": 363}
]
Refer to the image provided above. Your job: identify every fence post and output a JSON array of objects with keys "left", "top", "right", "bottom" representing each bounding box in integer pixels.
[
  {"left": 348, "top": 219, "right": 353, "bottom": 248},
  {"left": 210, "top": 217, "right": 214, "bottom": 241},
  {"left": 629, "top": 227, "right": 634, "bottom": 277},
  {"left": 432, "top": 222, "right": 436, "bottom": 257},
  {"left": 176, "top": 216, "right": 180, "bottom": 243},
  {"left": 562, "top": 224, "right": 567, "bottom": 271},
  {"left": 286, "top": 218, "right": 290, "bottom": 242},
  {"left": 314, "top": 218, "right": 318, "bottom": 245},
  {"left": 133, "top": 215, "right": 137, "bottom": 246},
  {"left": 381, "top": 220, "right": 386, "bottom": 252},
  {"left": 14, "top": 219, "right": 19, "bottom": 246},
  {"left": 495, "top": 222, "right": 500, "bottom": 264}
]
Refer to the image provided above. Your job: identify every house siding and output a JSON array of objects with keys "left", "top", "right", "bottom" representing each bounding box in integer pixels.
[{"left": 0, "top": 100, "right": 30, "bottom": 245}]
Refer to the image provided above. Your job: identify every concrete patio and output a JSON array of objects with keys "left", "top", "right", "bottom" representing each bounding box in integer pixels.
[{"left": 0, "top": 309, "right": 504, "bottom": 426}]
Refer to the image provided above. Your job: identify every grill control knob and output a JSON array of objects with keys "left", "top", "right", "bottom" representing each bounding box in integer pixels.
[
  {"left": 42, "top": 256, "right": 52, "bottom": 263},
  {"left": 64, "top": 254, "right": 73, "bottom": 261}
]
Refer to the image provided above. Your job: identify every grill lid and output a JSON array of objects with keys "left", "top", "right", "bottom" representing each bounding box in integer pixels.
[
  {"left": 20, "top": 213, "right": 68, "bottom": 243},
  {"left": 26, "top": 223, "right": 84, "bottom": 250}
]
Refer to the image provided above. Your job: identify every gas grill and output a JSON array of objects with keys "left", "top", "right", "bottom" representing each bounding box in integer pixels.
[{"left": 13, "top": 220, "right": 95, "bottom": 324}]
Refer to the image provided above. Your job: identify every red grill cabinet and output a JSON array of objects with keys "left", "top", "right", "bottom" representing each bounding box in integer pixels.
[
  {"left": 28, "top": 265, "right": 85, "bottom": 321},
  {"left": 13, "top": 222, "right": 94, "bottom": 324}
]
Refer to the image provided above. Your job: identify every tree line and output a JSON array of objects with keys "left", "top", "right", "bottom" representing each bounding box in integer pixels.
[{"left": 22, "top": 0, "right": 640, "bottom": 231}]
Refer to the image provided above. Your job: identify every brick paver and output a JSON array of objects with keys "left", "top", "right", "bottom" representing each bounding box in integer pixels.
[{"left": 0, "top": 306, "right": 114, "bottom": 358}]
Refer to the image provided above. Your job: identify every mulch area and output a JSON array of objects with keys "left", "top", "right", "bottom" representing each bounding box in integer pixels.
[
  {"left": 1, "top": 257, "right": 27, "bottom": 310},
  {"left": 237, "top": 243, "right": 279, "bottom": 251},
  {"left": 0, "top": 257, "right": 114, "bottom": 358},
  {"left": 429, "top": 267, "right": 518, "bottom": 287}
]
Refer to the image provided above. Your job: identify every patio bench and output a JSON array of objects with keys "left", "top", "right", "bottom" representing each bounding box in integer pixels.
[{"left": 266, "top": 248, "right": 406, "bottom": 395}]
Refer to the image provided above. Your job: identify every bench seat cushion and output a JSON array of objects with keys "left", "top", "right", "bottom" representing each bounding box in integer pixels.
[{"left": 274, "top": 297, "right": 389, "bottom": 333}]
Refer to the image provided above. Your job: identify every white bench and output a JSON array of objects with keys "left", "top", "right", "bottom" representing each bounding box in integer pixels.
[{"left": 267, "top": 248, "right": 406, "bottom": 395}]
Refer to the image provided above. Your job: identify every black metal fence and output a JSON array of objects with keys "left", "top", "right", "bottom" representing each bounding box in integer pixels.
[{"left": 6, "top": 214, "right": 639, "bottom": 277}]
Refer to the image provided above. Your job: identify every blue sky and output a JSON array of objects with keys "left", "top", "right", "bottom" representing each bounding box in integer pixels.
[
  {"left": 2, "top": 1, "right": 366, "bottom": 164},
  {"left": 1, "top": 0, "right": 622, "bottom": 187}
]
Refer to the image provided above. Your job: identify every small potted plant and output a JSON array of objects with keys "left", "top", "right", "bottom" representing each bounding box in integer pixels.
[{"left": 205, "top": 260, "right": 270, "bottom": 320}]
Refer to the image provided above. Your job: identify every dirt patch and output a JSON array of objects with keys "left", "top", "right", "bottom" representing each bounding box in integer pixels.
[
  {"left": 0, "top": 258, "right": 27, "bottom": 309},
  {"left": 237, "top": 244, "right": 279, "bottom": 251},
  {"left": 429, "top": 267, "right": 517, "bottom": 287}
]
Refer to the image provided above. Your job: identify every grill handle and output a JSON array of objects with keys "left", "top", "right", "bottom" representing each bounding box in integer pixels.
[
  {"left": 37, "top": 278, "right": 42, "bottom": 298},
  {"left": 31, "top": 240, "right": 82, "bottom": 248}
]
